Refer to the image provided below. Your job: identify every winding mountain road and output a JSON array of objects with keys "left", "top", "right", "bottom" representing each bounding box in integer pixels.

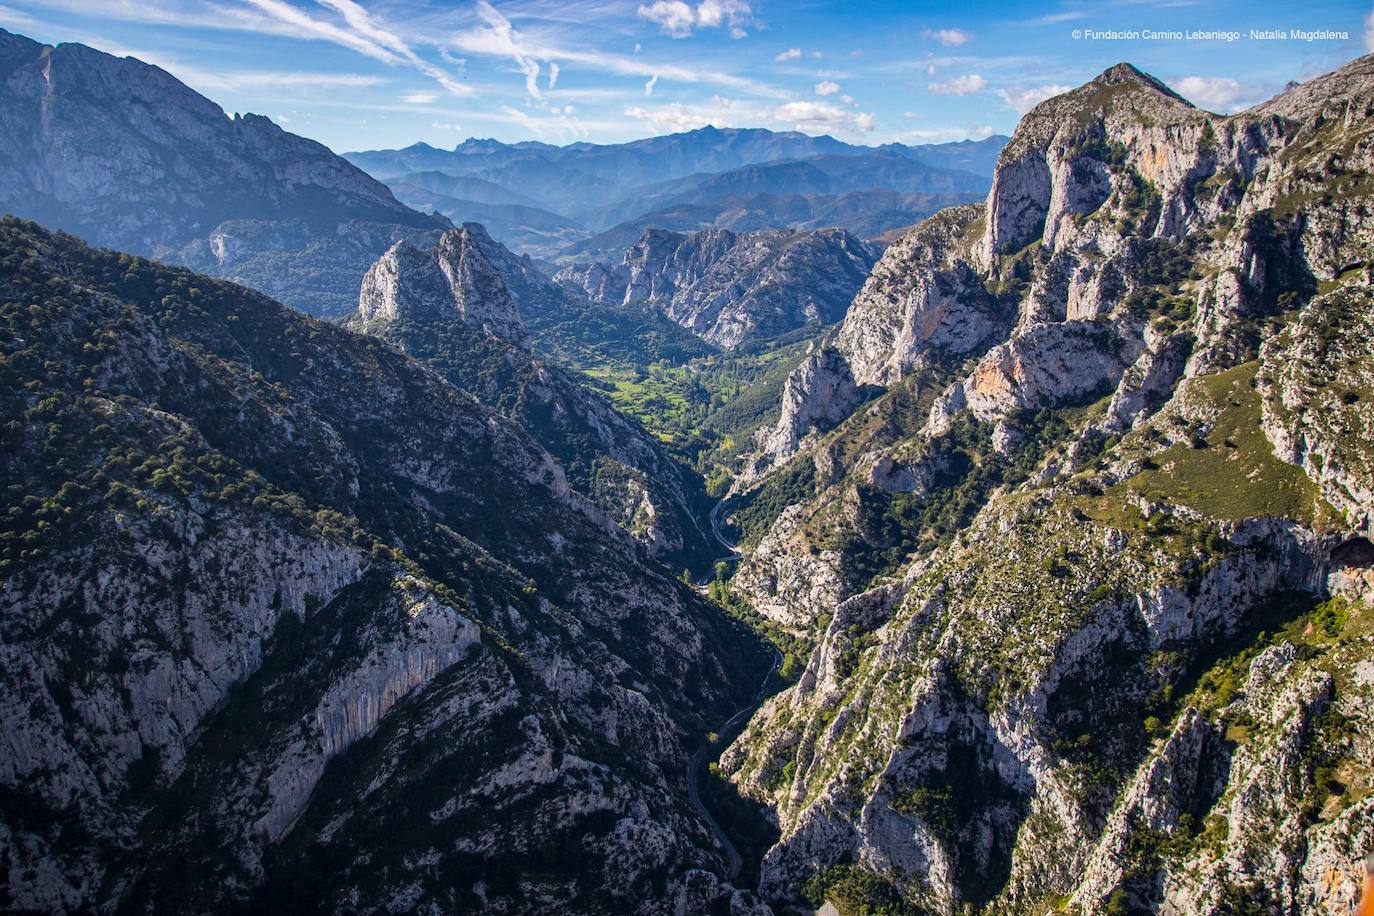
[
  {"left": 686, "top": 495, "right": 778, "bottom": 882},
  {"left": 687, "top": 647, "right": 782, "bottom": 881},
  {"left": 695, "top": 497, "right": 742, "bottom": 587}
]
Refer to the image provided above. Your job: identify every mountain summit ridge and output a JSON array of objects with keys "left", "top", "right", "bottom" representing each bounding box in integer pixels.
[{"left": 0, "top": 27, "right": 447, "bottom": 317}]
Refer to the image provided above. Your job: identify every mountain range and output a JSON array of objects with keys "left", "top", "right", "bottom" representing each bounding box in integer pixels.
[
  {"left": 1, "top": 21, "right": 1373, "bottom": 916},
  {"left": 346, "top": 129, "right": 1005, "bottom": 261},
  {"left": 0, "top": 215, "right": 768, "bottom": 913}
]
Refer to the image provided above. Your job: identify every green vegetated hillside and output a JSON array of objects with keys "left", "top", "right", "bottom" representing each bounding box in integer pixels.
[
  {"left": 711, "top": 55, "right": 1374, "bottom": 915},
  {"left": 0, "top": 218, "right": 774, "bottom": 914},
  {"left": 579, "top": 334, "right": 817, "bottom": 486}
]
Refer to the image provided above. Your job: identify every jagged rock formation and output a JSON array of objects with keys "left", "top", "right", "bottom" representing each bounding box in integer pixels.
[
  {"left": 718, "top": 54, "right": 1374, "bottom": 914},
  {"left": 555, "top": 227, "right": 878, "bottom": 348},
  {"left": 0, "top": 29, "right": 447, "bottom": 317},
  {"left": 344, "top": 224, "right": 715, "bottom": 566},
  {"left": 353, "top": 225, "right": 527, "bottom": 342},
  {"left": 0, "top": 219, "right": 770, "bottom": 914},
  {"left": 351, "top": 225, "right": 527, "bottom": 343}
]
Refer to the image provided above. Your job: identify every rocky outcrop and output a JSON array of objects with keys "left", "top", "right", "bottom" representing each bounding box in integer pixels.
[
  {"left": 0, "top": 28, "right": 446, "bottom": 317},
  {"left": 353, "top": 225, "right": 527, "bottom": 342},
  {"left": 1260, "top": 283, "right": 1374, "bottom": 534},
  {"left": 744, "top": 346, "right": 862, "bottom": 482},
  {"left": 742, "top": 54, "right": 1365, "bottom": 475},
  {"left": 556, "top": 226, "right": 878, "bottom": 348},
  {"left": 835, "top": 205, "right": 1006, "bottom": 387}
]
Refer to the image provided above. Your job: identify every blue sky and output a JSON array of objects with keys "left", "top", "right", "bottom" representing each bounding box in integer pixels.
[{"left": 2, "top": 0, "right": 1371, "bottom": 152}]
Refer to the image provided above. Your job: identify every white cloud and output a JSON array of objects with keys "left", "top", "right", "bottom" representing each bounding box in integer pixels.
[
  {"left": 772, "top": 100, "right": 875, "bottom": 134},
  {"left": 638, "top": 0, "right": 754, "bottom": 39},
  {"left": 696, "top": 0, "right": 725, "bottom": 26},
  {"left": 431, "top": 120, "right": 462, "bottom": 130},
  {"left": 811, "top": 50, "right": 823, "bottom": 59},
  {"left": 472, "top": 0, "right": 545, "bottom": 100},
  {"left": 401, "top": 91, "right": 438, "bottom": 103},
  {"left": 277, "top": 113, "right": 290, "bottom": 123},
  {"left": 924, "top": 28, "right": 970, "bottom": 47},
  {"left": 645, "top": 73, "right": 659, "bottom": 95},
  {"left": 626, "top": 99, "right": 735, "bottom": 132},
  {"left": 1169, "top": 76, "right": 1269, "bottom": 113},
  {"left": 1027, "top": 10, "right": 1085, "bottom": 25},
  {"left": 775, "top": 47, "right": 801, "bottom": 61},
  {"left": 815, "top": 80, "right": 840, "bottom": 96},
  {"left": 1366, "top": 7, "right": 1374, "bottom": 50},
  {"left": 240, "top": 0, "right": 397, "bottom": 63},
  {"left": 548, "top": 61, "right": 560, "bottom": 89},
  {"left": 906, "top": 125, "right": 991, "bottom": 142},
  {"left": 499, "top": 104, "right": 591, "bottom": 140},
  {"left": 927, "top": 73, "right": 986, "bottom": 95},
  {"left": 638, "top": 1, "right": 695, "bottom": 37},
  {"left": 995, "top": 83, "right": 1073, "bottom": 114},
  {"left": 119, "top": 53, "right": 386, "bottom": 94},
  {"left": 903, "top": 110, "right": 918, "bottom": 119}
]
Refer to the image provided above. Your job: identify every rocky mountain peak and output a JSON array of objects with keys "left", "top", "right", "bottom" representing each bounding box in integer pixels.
[
  {"left": 1090, "top": 61, "right": 1189, "bottom": 101},
  {"left": 351, "top": 228, "right": 527, "bottom": 342}
]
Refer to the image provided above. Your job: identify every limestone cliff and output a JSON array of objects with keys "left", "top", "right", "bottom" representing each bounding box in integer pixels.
[{"left": 718, "top": 53, "right": 1374, "bottom": 914}]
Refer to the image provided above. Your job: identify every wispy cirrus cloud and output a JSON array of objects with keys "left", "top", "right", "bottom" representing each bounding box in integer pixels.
[
  {"left": 447, "top": 0, "right": 786, "bottom": 99},
  {"left": 314, "top": 0, "right": 469, "bottom": 95},
  {"left": 0, "top": 3, "right": 37, "bottom": 28},
  {"left": 235, "top": 0, "right": 470, "bottom": 96}
]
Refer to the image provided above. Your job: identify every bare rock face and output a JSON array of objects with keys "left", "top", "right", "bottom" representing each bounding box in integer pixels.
[
  {"left": 744, "top": 346, "right": 862, "bottom": 483},
  {"left": 836, "top": 205, "right": 1006, "bottom": 387},
  {"left": 0, "top": 28, "right": 447, "bottom": 317},
  {"left": 556, "top": 226, "right": 878, "bottom": 348}
]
